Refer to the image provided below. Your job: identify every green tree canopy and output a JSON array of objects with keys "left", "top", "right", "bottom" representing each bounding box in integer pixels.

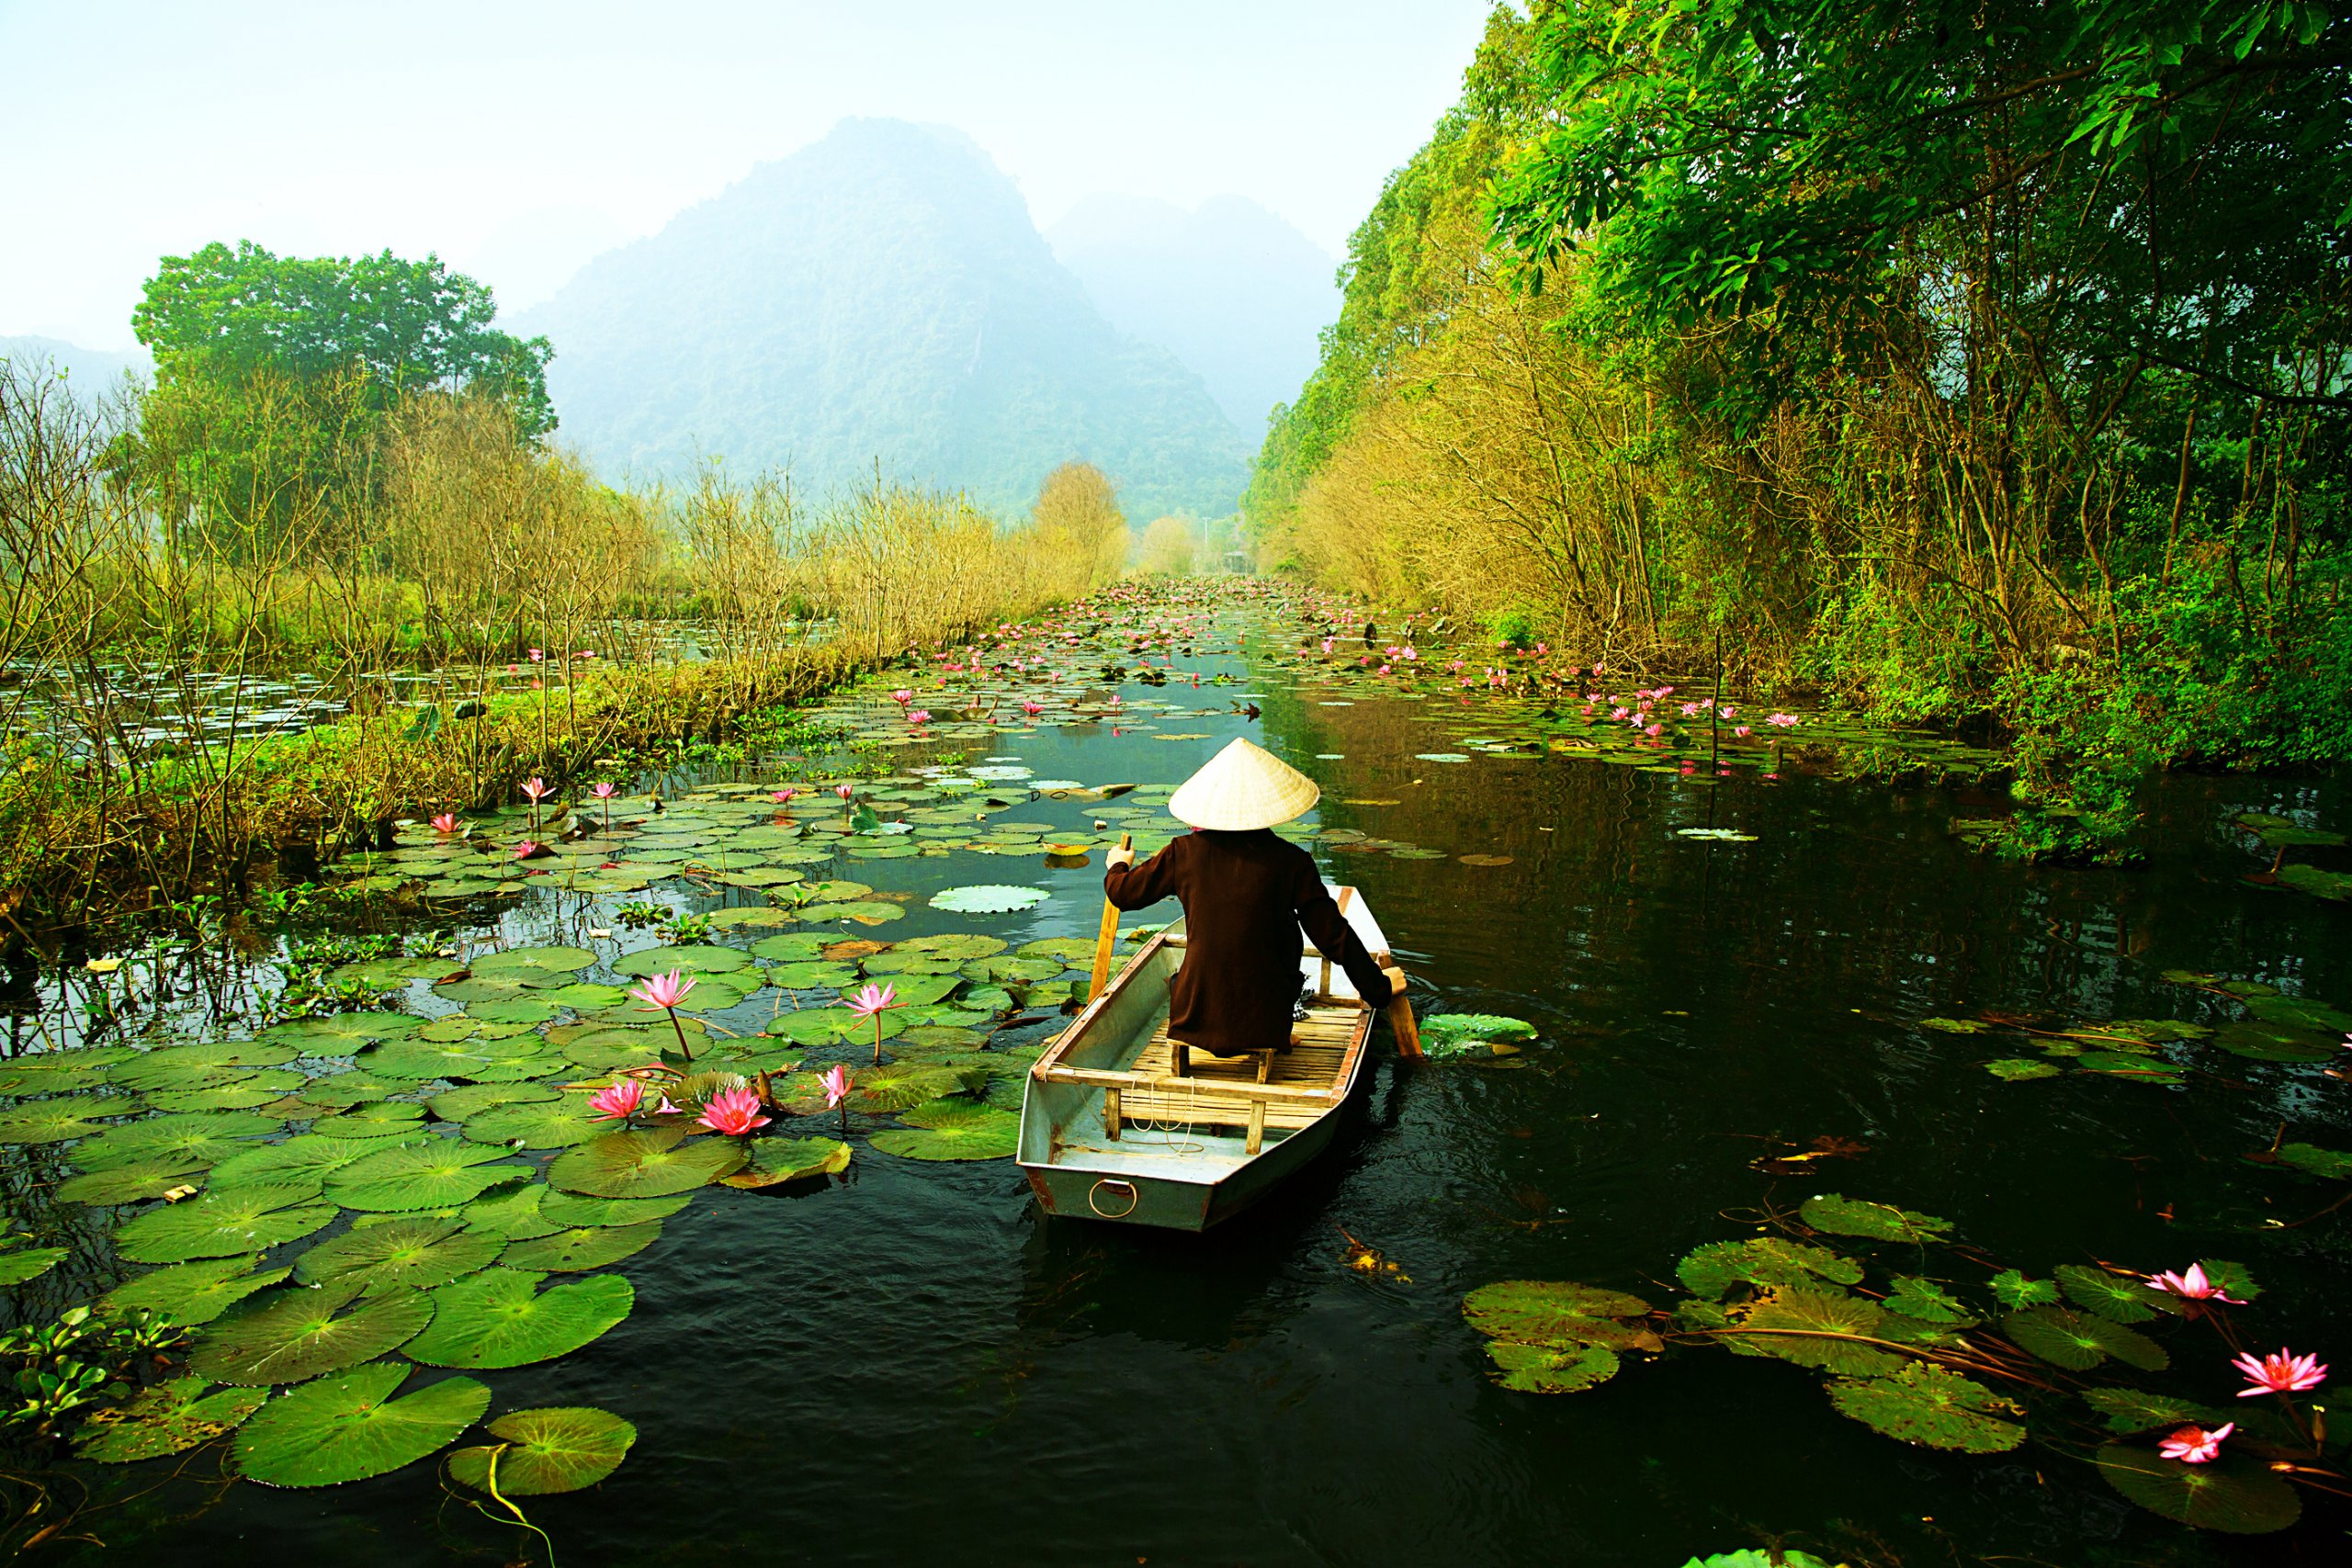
[{"left": 134, "top": 241, "right": 554, "bottom": 436}]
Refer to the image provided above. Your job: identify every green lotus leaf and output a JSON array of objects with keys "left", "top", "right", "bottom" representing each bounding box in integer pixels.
[
  {"left": 1015, "top": 937, "right": 1097, "bottom": 964},
  {"left": 300, "top": 1072, "right": 412, "bottom": 1106},
  {"left": 0, "top": 1095, "right": 133, "bottom": 1145},
  {"left": 469, "top": 946, "right": 595, "bottom": 977},
  {"left": 2003, "top": 1306, "right": 2168, "bottom": 1371},
  {"left": 1883, "top": 1277, "right": 1978, "bottom": 1325},
  {"left": 58, "top": 1157, "right": 206, "bottom": 1205},
  {"left": 429, "top": 1082, "right": 560, "bottom": 1121},
  {"left": 102, "top": 1256, "right": 290, "bottom": 1325},
  {"left": 326, "top": 1140, "right": 529, "bottom": 1212},
  {"left": 536, "top": 1190, "right": 693, "bottom": 1227},
  {"left": 1989, "top": 1269, "right": 2060, "bottom": 1307},
  {"left": 192, "top": 1277, "right": 433, "bottom": 1385},
  {"left": 2243, "top": 995, "right": 2352, "bottom": 1032},
  {"left": 498, "top": 1221, "right": 661, "bottom": 1272},
  {"left": 1676, "top": 1238, "right": 1861, "bottom": 1301},
  {"left": 748, "top": 933, "right": 829, "bottom": 963},
  {"left": 2093, "top": 1443, "right": 2301, "bottom": 1533},
  {"left": 209, "top": 1133, "right": 423, "bottom": 1190},
  {"left": 75, "top": 1377, "right": 269, "bottom": 1463},
  {"left": 2212, "top": 1020, "right": 2339, "bottom": 1063},
  {"left": 327, "top": 955, "right": 452, "bottom": 989},
  {"left": 156, "top": 1039, "right": 304, "bottom": 1070},
  {"left": 2277, "top": 863, "right": 2352, "bottom": 901},
  {"left": 401, "top": 1268, "right": 633, "bottom": 1369},
  {"left": 1420, "top": 1014, "right": 1540, "bottom": 1049},
  {"left": 232, "top": 1359, "right": 489, "bottom": 1486},
  {"left": 1678, "top": 1552, "right": 1840, "bottom": 1568},
  {"left": 2277, "top": 1143, "right": 2352, "bottom": 1179},
  {"left": 797, "top": 898, "right": 907, "bottom": 922},
  {"left": 613, "top": 943, "right": 752, "bottom": 978},
  {"left": 459, "top": 1183, "right": 560, "bottom": 1241},
  {"left": 465, "top": 998, "right": 563, "bottom": 1026},
  {"left": 670, "top": 971, "right": 758, "bottom": 1011},
  {"left": 1984, "top": 1057, "right": 2063, "bottom": 1080},
  {"left": 1482, "top": 1340, "right": 1619, "bottom": 1393},
  {"left": 116, "top": 1183, "right": 336, "bottom": 1263},
  {"left": 2055, "top": 1264, "right": 2181, "bottom": 1325},
  {"left": 766, "top": 1008, "right": 905, "bottom": 1045},
  {"left": 720, "top": 1137, "right": 852, "bottom": 1188},
  {"left": 1732, "top": 1289, "right": 1904, "bottom": 1377},
  {"left": 2190, "top": 1258, "right": 2260, "bottom": 1302},
  {"left": 147, "top": 1082, "right": 289, "bottom": 1112},
  {"left": 548, "top": 1125, "right": 745, "bottom": 1198},
  {"left": 1463, "top": 1280, "right": 1654, "bottom": 1347},
  {"left": 0, "top": 1247, "right": 67, "bottom": 1286},
  {"left": 851, "top": 1065, "right": 967, "bottom": 1114},
  {"left": 1826, "top": 1362, "right": 2026, "bottom": 1452},
  {"left": 769, "top": 961, "right": 862, "bottom": 990},
  {"left": 869, "top": 1101, "right": 1019, "bottom": 1160},
  {"left": 2075, "top": 1050, "right": 2183, "bottom": 1080},
  {"left": 1916, "top": 1016, "right": 1989, "bottom": 1034},
  {"left": 447, "top": 1405, "right": 638, "bottom": 1495},
  {"left": 460, "top": 1092, "right": 604, "bottom": 1149},
  {"left": 960, "top": 956, "right": 1063, "bottom": 985},
  {"left": 553, "top": 1026, "right": 675, "bottom": 1070},
  {"left": 294, "top": 1217, "right": 505, "bottom": 1294},
  {"left": 2082, "top": 1387, "right": 2232, "bottom": 1434},
  {"left": 929, "top": 885, "right": 1049, "bottom": 914},
  {"left": 311, "top": 1101, "right": 430, "bottom": 1140},
  {"left": 259, "top": 1013, "right": 426, "bottom": 1053},
  {"left": 1800, "top": 1193, "right": 1953, "bottom": 1244}
]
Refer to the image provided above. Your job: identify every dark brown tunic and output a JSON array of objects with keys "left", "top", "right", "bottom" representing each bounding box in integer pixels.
[{"left": 1102, "top": 829, "right": 1394, "bottom": 1058}]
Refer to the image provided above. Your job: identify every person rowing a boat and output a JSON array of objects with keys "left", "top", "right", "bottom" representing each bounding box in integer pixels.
[{"left": 1103, "top": 738, "right": 1405, "bottom": 1077}]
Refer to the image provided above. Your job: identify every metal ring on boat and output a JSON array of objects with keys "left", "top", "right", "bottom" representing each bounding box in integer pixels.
[{"left": 1088, "top": 1179, "right": 1139, "bottom": 1218}]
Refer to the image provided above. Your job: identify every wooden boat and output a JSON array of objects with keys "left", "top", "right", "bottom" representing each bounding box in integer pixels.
[{"left": 1018, "top": 885, "right": 1392, "bottom": 1232}]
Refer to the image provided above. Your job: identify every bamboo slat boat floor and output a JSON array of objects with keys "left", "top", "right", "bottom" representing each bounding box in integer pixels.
[{"left": 1113, "top": 1007, "right": 1362, "bottom": 1133}]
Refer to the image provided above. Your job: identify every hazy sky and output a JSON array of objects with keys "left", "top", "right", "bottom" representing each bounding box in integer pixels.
[{"left": 1, "top": 0, "right": 1498, "bottom": 350}]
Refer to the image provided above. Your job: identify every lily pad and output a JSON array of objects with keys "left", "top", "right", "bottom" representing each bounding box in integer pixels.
[
  {"left": 2003, "top": 1306, "right": 2168, "bottom": 1371},
  {"left": 1984, "top": 1058, "right": 2063, "bottom": 1081},
  {"left": 193, "top": 1278, "right": 435, "bottom": 1384},
  {"left": 1676, "top": 1239, "right": 1861, "bottom": 1301},
  {"left": 2213, "top": 1020, "right": 2339, "bottom": 1063},
  {"left": 536, "top": 1190, "right": 694, "bottom": 1228},
  {"left": 459, "top": 1093, "right": 605, "bottom": 1150},
  {"left": 401, "top": 1269, "right": 634, "bottom": 1369},
  {"left": 613, "top": 944, "right": 752, "bottom": 978},
  {"left": 1989, "top": 1269, "right": 2061, "bottom": 1307},
  {"left": 293, "top": 1217, "right": 506, "bottom": 1294},
  {"left": 1800, "top": 1193, "right": 1953, "bottom": 1244},
  {"left": 209, "top": 1134, "right": 420, "bottom": 1189},
  {"left": 469, "top": 945, "right": 596, "bottom": 978},
  {"left": 2056, "top": 1263, "right": 2179, "bottom": 1325},
  {"left": 447, "top": 1405, "right": 638, "bottom": 1495},
  {"left": 259, "top": 1013, "right": 426, "bottom": 1053},
  {"left": 1826, "top": 1362, "right": 2026, "bottom": 1452},
  {"left": 232, "top": 1359, "right": 489, "bottom": 1487},
  {"left": 1733, "top": 1289, "right": 1904, "bottom": 1377},
  {"left": 428, "top": 1082, "right": 560, "bottom": 1121},
  {"left": 2093, "top": 1443, "right": 2301, "bottom": 1532},
  {"left": 1482, "top": 1341, "right": 1620, "bottom": 1393},
  {"left": 103, "top": 1257, "right": 291, "bottom": 1326},
  {"left": 0, "top": 1247, "right": 68, "bottom": 1285},
  {"left": 58, "top": 1157, "right": 208, "bottom": 1205},
  {"left": 116, "top": 1184, "right": 337, "bottom": 1263},
  {"left": 929, "top": 885, "right": 1050, "bottom": 914},
  {"left": 869, "top": 1101, "right": 1020, "bottom": 1160},
  {"left": 498, "top": 1222, "right": 661, "bottom": 1272},
  {"left": 548, "top": 1125, "right": 747, "bottom": 1198},
  {"left": 2082, "top": 1387, "right": 2232, "bottom": 1434},
  {"left": 719, "top": 1137, "right": 853, "bottom": 1188},
  {"left": 76, "top": 1377, "right": 270, "bottom": 1463},
  {"left": 0, "top": 1096, "right": 130, "bottom": 1145},
  {"left": 2278, "top": 1143, "right": 2352, "bottom": 1179},
  {"left": 852, "top": 1065, "right": 967, "bottom": 1114},
  {"left": 326, "top": 1140, "right": 528, "bottom": 1212}
]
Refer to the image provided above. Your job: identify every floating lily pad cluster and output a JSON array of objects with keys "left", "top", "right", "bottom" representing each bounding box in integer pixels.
[
  {"left": 1927, "top": 972, "right": 2351, "bottom": 1088},
  {"left": 1464, "top": 1195, "right": 2320, "bottom": 1534}
]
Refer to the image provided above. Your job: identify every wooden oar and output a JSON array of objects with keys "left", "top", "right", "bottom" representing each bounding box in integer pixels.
[
  {"left": 1383, "top": 955, "right": 1424, "bottom": 1059},
  {"left": 1087, "top": 832, "right": 1134, "bottom": 1002}
]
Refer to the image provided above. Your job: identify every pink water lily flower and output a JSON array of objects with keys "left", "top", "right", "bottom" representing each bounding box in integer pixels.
[
  {"left": 591, "top": 782, "right": 616, "bottom": 800},
  {"left": 629, "top": 968, "right": 697, "bottom": 1012},
  {"left": 2158, "top": 1422, "right": 2233, "bottom": 1463},
  {"left": 513, "top": 840, "right": 543, "bottom": 860},
  {"left": 431, "top": 813, "right": 461, "bottom": 834},
  {"left": 1735, "top": 724, "right": 1753, "bottom": 738},
  {"left": 587, "top": 1077, "right": 643, "bottom": 1121},
  {"left": 908, "top": 709, "right": 932, "bottom": 725},
  {"left": 522, "top": 777, "right": 548, "bottom": 801},
  {"left": 1765, "top": 712, "right": 1800, "bottom": 728},
  {"left": 847, "top": 983, "right": 900, "bottom": 1017},
  {"left": 697, "top": 1086, "right": 772, "bottom": 1136},
  {"left": 1022, "top": 700, "right": 1043, "bottom": 716},
  {"left": 820, "top": 1064, "right": 853, "bottom": 1108},
  {"left": 529, "top": 648, "right": 544, "bottom": 662},
  {"left": 2147, "top": 1263, "right": 2245, "bottom": 1303},
  {"left": 836, "top": 784, "right": 854, "bottom": 801},
  {"left": 2233, "top": 1347, "right": 2328, "bottom": 1396},
  {"left": 891, "top": 689, "right": 913, "bottom": 705}
]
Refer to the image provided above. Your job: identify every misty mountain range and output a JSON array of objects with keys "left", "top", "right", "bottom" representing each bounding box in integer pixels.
[{"left": 14, "top": 118, "right": 1338, "bottom": 521}]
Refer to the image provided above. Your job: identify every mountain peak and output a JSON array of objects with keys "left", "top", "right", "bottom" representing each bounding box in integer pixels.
[{"left": 517, "top": 118, "right": 1246, "bottom": 516}]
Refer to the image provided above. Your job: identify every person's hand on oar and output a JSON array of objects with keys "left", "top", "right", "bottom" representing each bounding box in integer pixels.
[{"left": 1104, "top": 844, "right": 1136, "bottom": 872}]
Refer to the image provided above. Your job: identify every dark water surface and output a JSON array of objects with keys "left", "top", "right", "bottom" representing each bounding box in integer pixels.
[{"left": 51, "top": 622, "right": 2352, "bottom": 1567}]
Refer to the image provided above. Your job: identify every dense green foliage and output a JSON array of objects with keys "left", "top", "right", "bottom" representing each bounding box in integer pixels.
[
  {"left": 1250, "top": 3, "right": 2352, "bottom": 853},
  {"left": 516, "top": 118, "right": 1250, "bottom": 519}
]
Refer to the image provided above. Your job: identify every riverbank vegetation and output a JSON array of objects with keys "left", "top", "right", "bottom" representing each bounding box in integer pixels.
[
  {"left": 1246, "top": 3, "right": 2352, "bottom": 854},
  {"left": 1, "top": 288, "right": 1131, "bottom": 934}
]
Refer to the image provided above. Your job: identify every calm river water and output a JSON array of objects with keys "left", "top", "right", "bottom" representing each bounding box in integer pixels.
[{"left": 40, "top": 607, "right": 2352, "bottom": 1567}]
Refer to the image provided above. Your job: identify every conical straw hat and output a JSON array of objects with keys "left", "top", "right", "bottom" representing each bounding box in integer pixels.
[{"left": 1167, "top": 738, "right": 1319, "bottom": 831}]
